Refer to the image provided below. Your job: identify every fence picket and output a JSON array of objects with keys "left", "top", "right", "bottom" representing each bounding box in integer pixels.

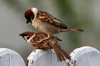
[
  {"left": 0, "top": 48, "right": 25, "bottom": 66},
  {"left": 70, "top": 46, "right": 100, "bottom": 66},
  {"left": 27, "top": 49, "right": 68, "bottom": 66},
  {"left": 0, "top": 46, "right": 100, "bottom": 66}
]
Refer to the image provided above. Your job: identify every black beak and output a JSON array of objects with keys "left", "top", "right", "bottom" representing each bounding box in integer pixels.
[
  {"left": 26, "top": 19, "right": 32, "bottom": 24},
  {"left": 19, "top": 34, "right": 24, "bottom": 37},
  {"left": 19, "top": 34, "right": 26, "bottom": 40},
  {"left": 26, "top": 20, "right": 30, "bottom": 24}
]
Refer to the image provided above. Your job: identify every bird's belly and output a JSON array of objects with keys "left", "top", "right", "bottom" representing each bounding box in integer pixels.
[{"left": 32, "top": 20, "right": 60, "bottom": 34}]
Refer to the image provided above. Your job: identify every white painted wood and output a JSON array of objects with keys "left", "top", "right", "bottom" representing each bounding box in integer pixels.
[
  {"left": 70, "top": 46, "right": 100, "bottom": 66},
  {"left": 0, "top": 48, "right": 25, "bottom": 66},
  {"left": 1, "top": 46, "right": 100, "bottom": 66},
  {"left": 27, "top": 49, "right": 68, "bottom": 66}
]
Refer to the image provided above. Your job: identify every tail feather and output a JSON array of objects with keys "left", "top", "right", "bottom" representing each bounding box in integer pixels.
[
  {"left": 60, "top": 48, "right": 71, "bottom": 60},
  {"left": 62, "top": 27, "right": 84, "bottom": 32},
  {"left": 54, "top": 48, "right": 65, "bottom": 61},
  {"left": 53, "top": 44, "right": 70, "bottom": 61}
]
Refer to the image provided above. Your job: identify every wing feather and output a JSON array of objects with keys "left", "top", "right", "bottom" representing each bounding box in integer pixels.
[{"left": 37, "top": 11, "right": 68, "bottom": 29}]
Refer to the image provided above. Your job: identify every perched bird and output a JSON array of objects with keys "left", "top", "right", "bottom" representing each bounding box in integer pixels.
[
  {"left": 19, "top": 31, "right": 71, "bottom": 61},
  {"left": 24, "top": 7, "right": 83, "bottom": 42}
]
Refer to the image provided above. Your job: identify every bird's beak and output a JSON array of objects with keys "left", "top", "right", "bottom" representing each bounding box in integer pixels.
[
  {"left": 26, "top": 21, "right": 32, "bottom": 24},
  {"left": 19, "top": 34, "right": 26, "bottom": 40},
  {"left": 26, "top": 21, "right": 30, "bottom": 24},
  {"left": 19, "top": 34, "right": 24, "bottom": 37}
]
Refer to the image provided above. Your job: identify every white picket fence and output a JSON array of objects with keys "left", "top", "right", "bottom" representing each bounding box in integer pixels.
[{"left": 0, "top": 46, "right": 100, "bottom": 66}]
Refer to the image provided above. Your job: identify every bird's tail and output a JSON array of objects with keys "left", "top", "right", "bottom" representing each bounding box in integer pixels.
[
  {"left": 53, "top": 44, "right": 71, "bottom": 61},
  {"left": 62, "top": 27, "right": 84, "bottom": 32}
]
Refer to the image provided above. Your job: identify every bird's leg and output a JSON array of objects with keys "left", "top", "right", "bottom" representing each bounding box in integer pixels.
[{"left": 37, "top": 34, "right": 52, "bottom": 43}]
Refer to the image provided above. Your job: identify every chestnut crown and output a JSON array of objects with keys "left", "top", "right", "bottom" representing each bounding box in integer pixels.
[{"left": 19, "top": 31, "right": 34, "bottom": 40}]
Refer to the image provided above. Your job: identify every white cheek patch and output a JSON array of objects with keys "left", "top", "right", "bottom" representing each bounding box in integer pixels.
[
  {"left": 27, "top": 34, "right": 36, "bottom": 42},
  {"left": 24, "top": 36, "right": 28, "bottom": 40},
  {"left": 31, "top": 8, "right": 38, "bottom": 16}
]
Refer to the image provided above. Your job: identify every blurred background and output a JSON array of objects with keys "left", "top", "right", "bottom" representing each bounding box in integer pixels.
[{"left": 0, "top": 0, "right": 100, "bottom": 63}]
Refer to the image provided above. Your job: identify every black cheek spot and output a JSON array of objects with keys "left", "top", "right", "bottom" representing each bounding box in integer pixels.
[
  {"left": 27, "top": 37, "right": 30, "bottom": 39},
  {"left": 31, "top": 15, "right": 34, "bottom": 20}
]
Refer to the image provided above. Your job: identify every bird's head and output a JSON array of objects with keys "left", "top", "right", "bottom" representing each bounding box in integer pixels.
[
  {"left": 24, "top": 8, "right": 38, "bottom": 24},
  {"left": 19, "top": 31, "right": 35, "bottom": 41}
]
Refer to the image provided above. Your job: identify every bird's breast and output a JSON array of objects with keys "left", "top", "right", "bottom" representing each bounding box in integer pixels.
[
  {"left": 32, "top": 19, "right": 49, "bottom": 32},
  {"left": 32, "top": 19, "right": 40, "bottom": 29},
  {"left": 32, "top": 19, "right": 61, "bottom": 34}
]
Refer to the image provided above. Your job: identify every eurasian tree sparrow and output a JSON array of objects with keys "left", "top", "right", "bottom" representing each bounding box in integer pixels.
[
  {"left": 19, "top": 31, "right": 71, "bottom": 61},
  {"left": 24, "top": 8, "right": 83, "bottom": 42}
]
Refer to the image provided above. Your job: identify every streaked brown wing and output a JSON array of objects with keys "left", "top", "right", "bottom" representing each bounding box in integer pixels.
[{"left": 37, "top": 11, "right": 68, "bottom": 29}]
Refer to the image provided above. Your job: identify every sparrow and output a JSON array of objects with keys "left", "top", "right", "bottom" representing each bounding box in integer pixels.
[
  {"left": 19, "top": 31, "right": 71, "bottom": 61},
  {"left": 24, "top": 7, "right": 83, "bottom": 42}
]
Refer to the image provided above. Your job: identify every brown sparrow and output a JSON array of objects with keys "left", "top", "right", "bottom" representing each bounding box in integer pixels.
[
  {"left": 24, "top": 7, "right": 83, "bottom": 42},
  {"left": 19, "top": 31, "right": 71, "bottom": 61}
]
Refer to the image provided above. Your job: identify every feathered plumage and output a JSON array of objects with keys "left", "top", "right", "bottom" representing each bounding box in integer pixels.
[{"left": 19, "top": 31, "right": 70, "bottom": 61}]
